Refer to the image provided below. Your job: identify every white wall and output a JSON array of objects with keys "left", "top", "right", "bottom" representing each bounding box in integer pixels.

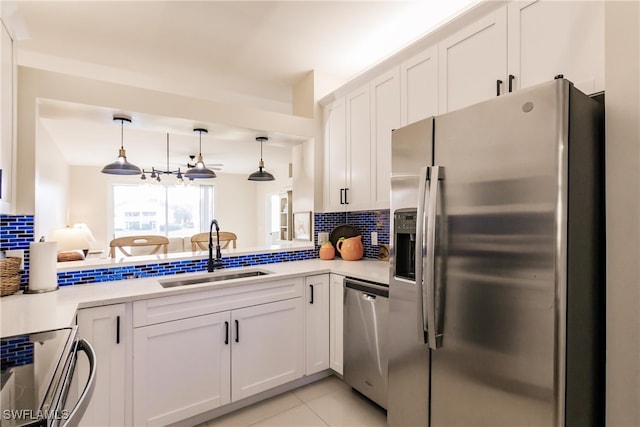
[
  {"left": 213, "top": 173, "right": 260, "bottom": 248},
  {"left": 254, "top": 161, "right": 293, "bottom": 246},
  {"left": 605, "top": 2, "right": 640, "bottom": 425},
  {"left": 34, "top": 124, "right": 68, "bottom": 240},
  {"left": 292, "top": 139, "right": 314, "bottom": 214},
  {"left": 68, "top": 165, "right": 118, "bottom": 250}
]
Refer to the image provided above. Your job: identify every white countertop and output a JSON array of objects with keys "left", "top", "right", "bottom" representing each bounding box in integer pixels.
[{"left": 1, "top": 259, "right": 389, "bottom": 337}]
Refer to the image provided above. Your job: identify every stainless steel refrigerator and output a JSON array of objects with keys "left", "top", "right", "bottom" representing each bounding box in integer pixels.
[{"left": 387, "top": 78, "right": 604, "bottom": 427}]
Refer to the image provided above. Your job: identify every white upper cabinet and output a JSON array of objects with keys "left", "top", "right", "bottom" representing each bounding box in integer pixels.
[
  {"left": 322, "top": 0, "right": 605, "bottom": 210},
  {"left": 507, "top": 0, "right": 604, "bottom": 95},
  {"left": 400, "top": 46, "right": 439, "bottom": 126},
  {"left": 0, "top": 20, "right": 15, "bottom": 214},
  {"left": 323, "top": 97, "right": 347, "bottom": 211},
  {"left": 324, "top": 85, "right": 371, "bottom": 212},
  {"left": 345, "top": 84, "right": 372, "bottom": 211},
  {"left": 438, "top": 1, "right": 604, "bottom": 113},
  {"left": 371, "top": 67, "right": 401, "bottom": 210},
  {"left": 439, "top": 7, "right": 508, "bottom": 113}
]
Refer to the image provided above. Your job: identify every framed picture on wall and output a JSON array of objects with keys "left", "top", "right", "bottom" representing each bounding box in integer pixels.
[{"left": 293, "top": 211, "right": 312, "bottom": 241}]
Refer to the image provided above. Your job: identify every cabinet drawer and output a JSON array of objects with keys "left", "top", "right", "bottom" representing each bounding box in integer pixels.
[{"left": 134, "top": 277, "right": 304, "bottom": 327}]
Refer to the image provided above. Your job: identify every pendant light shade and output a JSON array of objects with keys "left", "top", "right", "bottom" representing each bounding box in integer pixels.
[
  {"left": 248, "top": 136, "right": 275, "bottom": 181},
  {"left": 101, "top": 115, "right": 142, "bottom": 175},
  {"left": 184, "top": 128, "right": 217, "bottom": 179}
]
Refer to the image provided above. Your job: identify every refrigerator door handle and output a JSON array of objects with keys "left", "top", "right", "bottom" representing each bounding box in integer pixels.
[
  {"left": 415, "top": 166, "right": 429, "bottom": 344},
  {"left": 425, "top": 165, "right": 443, "bottom": 350}
]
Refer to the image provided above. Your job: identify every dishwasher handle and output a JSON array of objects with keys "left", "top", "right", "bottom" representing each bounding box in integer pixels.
[{"left": 344, "top": 277, "right": 388, "bottom": 298}]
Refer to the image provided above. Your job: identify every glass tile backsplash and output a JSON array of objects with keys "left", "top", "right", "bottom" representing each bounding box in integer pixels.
[
  {"left": 0, "top": 215, "right": 34, "bottom": 290},
  {"left": 314, "top": 209, "right": 390, "bottom": 259},
  {"left": 2, "top": 210, "right": 389, "bottom": 288}
]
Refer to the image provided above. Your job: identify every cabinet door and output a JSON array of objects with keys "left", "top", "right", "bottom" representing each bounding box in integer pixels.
[
  {"left": 231, "top": 298, "right": 304, "bottom": 401},
  {"left": 439, "top": 7, "right": 508, "bottom": 113},
  {"left": 0, "top": 22, "right": 14, "bottom": 213},
  {"left": 371, "top": 68, "right": 401, "bottom": 210},
  {"left": 76, "top": 304, "right": 128, "bottom": 427},
  {"left": 133, "top": 312, "right": 231, "bottom": 426},
  {"left": 305, "top": 274, "right": 330, "bottom": 375},
  {"left": 400, "top": 46, "right": 439, "bottom": 126},
  {"left": 345, "top": 84, "right": 371, "bottom": 211},
  {"left": 507, "top": 0, "right": 604, "bottom": 95},
  {"left": 329, "top": 274, "right": 345, "bottom": 375},
  {"left": 323, "top": 98, "right": 347, "bottom": 211}
]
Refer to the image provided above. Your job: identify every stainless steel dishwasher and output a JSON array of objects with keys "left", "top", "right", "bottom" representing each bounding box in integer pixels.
[{"left": 343, "top": 276, "right": 389, "bottom": 410}]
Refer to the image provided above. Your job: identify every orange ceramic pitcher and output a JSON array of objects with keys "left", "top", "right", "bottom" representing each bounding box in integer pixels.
[{"left": 336, "top": 235, "right": 363, "bottom": 261}]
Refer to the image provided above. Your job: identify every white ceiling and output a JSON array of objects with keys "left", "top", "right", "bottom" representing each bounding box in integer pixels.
[{"left": 9, "top": 0, "right": 479, "bottom": 175}]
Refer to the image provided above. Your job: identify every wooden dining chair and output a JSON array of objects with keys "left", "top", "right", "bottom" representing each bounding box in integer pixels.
[
  {"left": 109, "top": 235, "right": 169, "bottom": 258},
  {"left": 190, "top": 232, "right": 237, "bottom": 251}
]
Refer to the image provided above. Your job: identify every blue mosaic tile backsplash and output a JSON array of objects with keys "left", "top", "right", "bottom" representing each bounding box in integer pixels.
[
  {"left": 0, "top": 215, "right": 34, "bottom": 290},
  {"left": 314, "top": 209, "right": 390, "bottom": 259},
  {"left": 2, "top": 210, "right": 390, "bottom": 288},
  {"left": 1, "top": 335, "right": 34, "bottom": 370},
  {"left": 57, "top": 249, "right": 318, "bottom": 286}
]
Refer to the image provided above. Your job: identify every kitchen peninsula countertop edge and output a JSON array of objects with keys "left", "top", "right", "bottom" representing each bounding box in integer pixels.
[{"left": 1, "top": 259, "right": 389, "bottom": 337}]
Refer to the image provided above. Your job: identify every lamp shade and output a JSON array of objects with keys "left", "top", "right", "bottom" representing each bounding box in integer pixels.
[
  {"left": 50, "top": 227, "right": 91, "bottom": 252},
  {"left": 248, "top": 136, "right": 275, "bottom": 181},
  {"left": 248, "top": 165, "right": 275, "bottom": 181},
  {"left": 185, "top": 128, "right": 216, "bottom": 179},
  {"left": 101, "top": 148, "right": 142, "bottom": 175},
  {"left": 102, "top": 115, "right": 142, "bottom": 175},
  {"left": 184, "top": 154, "right": 217, "bottom": 179}
]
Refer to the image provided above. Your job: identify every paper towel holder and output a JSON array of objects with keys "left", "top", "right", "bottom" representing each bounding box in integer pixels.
[{"left": 24, "top": 240, "right": 59, "bottom": 294}]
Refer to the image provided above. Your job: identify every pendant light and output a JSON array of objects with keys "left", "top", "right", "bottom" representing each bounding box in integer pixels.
[
  {"left": 101, "top": 115, "right": 142, "bottom": 175},
  {"left": 248, "top": 136, "right": 275, "bottom": 181},
  {"left": 184, "top": 128, "right": 216, "bottom": 179}
]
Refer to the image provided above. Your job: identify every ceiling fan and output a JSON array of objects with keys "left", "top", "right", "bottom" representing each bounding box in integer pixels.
[{"left": 187, "top": 155, "right": 223, "bottom": 171}]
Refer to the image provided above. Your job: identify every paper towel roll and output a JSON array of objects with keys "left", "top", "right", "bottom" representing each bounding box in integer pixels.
[
  {"left": 5, "top": 249, "right": 24, "bottom": 269},
  {"left": 28, "top": 241, "right": 58, "bottom": 293}
]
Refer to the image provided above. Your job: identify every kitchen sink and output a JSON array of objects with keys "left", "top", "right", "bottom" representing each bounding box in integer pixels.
[{"left": 159, "top": 269, "right": 272, "bottom": 288}]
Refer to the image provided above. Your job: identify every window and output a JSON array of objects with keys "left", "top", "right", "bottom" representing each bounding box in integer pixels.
[{"left": 112, "top": 184, "right": 214, "bottom": 238}]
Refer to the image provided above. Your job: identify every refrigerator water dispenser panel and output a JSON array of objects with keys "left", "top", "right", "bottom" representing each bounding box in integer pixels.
[{"left": 394, "top": 209, "right": 417, "bottom": 280}]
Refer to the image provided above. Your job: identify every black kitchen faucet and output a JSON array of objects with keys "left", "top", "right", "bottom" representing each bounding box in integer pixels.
[{"left": 208, "top": 219, "right": 224, "bottom": 272}]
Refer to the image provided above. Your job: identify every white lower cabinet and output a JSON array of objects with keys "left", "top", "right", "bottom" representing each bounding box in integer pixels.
[
  {"left": 133, "top": 312, "right": 231, "bottom": 426},
  {"left": 132, "top": 278, "right": 305, "bottom": 426},
  {"left": 76, "top": 303, "right": 130, "bottom": 427},
  {"left": 329, "top": 274, "right": 345, "bottom": 375},
  {"left": 231, "top": 298, "right": 305, "bottom": 401},
  {"left": 304, "top": 274, "right": 330, "bottom": 375}
]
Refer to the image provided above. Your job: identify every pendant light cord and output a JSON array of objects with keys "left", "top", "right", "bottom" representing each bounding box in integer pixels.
[{"left": 120, "top": 118, "right": 124, "bottom": 150}]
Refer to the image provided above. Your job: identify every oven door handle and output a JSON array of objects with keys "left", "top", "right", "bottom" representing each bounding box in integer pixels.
[{"left": 62, "top": 339, "right": 97, "bottom": 427}]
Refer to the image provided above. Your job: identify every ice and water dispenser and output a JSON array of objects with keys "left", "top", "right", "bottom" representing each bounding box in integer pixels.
[{"left": 394, "top": 209, "right": 417, "bottom": 281}]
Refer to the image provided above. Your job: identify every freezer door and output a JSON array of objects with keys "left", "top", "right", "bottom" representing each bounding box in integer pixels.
[
  {"left": 388, "top": 117, "right": 433, "bottom": 427},
  {"left": 390, "top": 117, "right": 434, "bottom": 213},
  {"left": 430, "top": 79, "right": 567, "bottom": 426}
]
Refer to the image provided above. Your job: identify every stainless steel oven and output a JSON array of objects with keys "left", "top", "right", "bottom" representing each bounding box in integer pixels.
[{"left": 1, "top": 327, "right": 96, "bottom": 427}]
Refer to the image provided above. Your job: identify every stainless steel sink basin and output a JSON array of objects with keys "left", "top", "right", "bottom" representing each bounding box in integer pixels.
[{"left": 160, "top": 269, "right": 271, "bottom": 288}]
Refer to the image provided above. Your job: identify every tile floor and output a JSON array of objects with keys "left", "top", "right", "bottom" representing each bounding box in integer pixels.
[{"left": 196, "top": 375, "right": 387, "bottom": 427}]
